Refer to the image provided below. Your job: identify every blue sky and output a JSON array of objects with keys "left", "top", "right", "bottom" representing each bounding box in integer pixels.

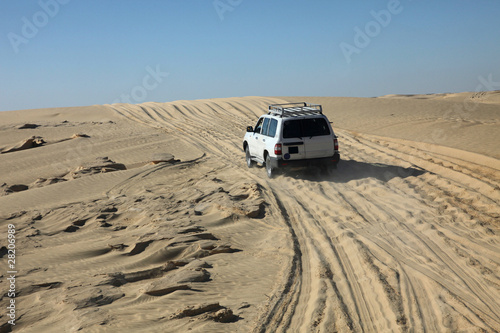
[{"left": 1, "top": 0, "right": 499, "bottom": 111}]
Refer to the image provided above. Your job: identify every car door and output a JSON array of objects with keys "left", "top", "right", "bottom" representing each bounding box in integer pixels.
[
  {"left": 281, "top": 118, "right": 307, "bottom": 161},
  {"left": 247, "top": 117, "right": 263, "bottom": 160},
  {"left": 248, "top": 117, "right": 268, "bottom": 163},
  {"left": 255, "top": 117, "right": 271, "bottom": 161}
]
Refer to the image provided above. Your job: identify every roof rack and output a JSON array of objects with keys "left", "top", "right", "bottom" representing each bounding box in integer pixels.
[{"left": 268, "top": 102, "right": 323, "bottom": 118}]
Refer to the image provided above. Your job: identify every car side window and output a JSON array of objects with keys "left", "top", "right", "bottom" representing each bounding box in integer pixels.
[
  {"left": 255, "top": 118, "right": 264, "bottom": 133},
  {"left": 268, "top": 119, "right": 278, "bottom": 137},
  {"left": 262, "top": 118, "right": 270, "bottom": 136}
]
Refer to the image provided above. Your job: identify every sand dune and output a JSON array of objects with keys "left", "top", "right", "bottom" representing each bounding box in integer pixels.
[{"left": 0, "top": 95, "right": 499, "bottom": 332}]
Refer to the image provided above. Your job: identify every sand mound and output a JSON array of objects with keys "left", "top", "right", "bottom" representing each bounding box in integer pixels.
[
  {"left": 170, "top": 302, "right": 239, "bottom": 323},
  {"left": 0, "top": 132, "right": 91, "bottom": 157},
  {"left": 18, "top": 123, "right": 40, "bottom": 129},
  {"left": 64, "top": 156, "right": 127, "bottom": 179},
  {"left": 1, "top": 136, "right": 46, "bottom": 153},
  {"left": 0, "top": 183, "right": 29, "bottom": 196},
  {"left": 70, "top": 133, "right": 90, "bottom": 139}
]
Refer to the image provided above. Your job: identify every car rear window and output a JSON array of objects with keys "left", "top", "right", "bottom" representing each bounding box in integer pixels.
[
  {"left": 283, "top": 120, "right": 302, "bottom": 138},
  {"left": 283, "top": 118, "right": 330, "bottom": 138},
  {"left": 303, "top": 118, "right": 330, "bottom": 137}
]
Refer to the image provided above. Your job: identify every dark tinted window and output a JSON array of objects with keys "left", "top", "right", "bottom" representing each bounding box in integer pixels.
[
  {"left": 262, "top": 117, "right": 270, "bottom": 136},
  {"left": 303, "top": 118, "right": 330, "bottom": 137},
  {"left": 283, "top": 120, "right": 302, "bottom": 138},
  {"left": 283, "top": 118, "right": 330, "bottom": 138},
  {"left": 268, "top": 119, "right": 278, "bottom": 137}
]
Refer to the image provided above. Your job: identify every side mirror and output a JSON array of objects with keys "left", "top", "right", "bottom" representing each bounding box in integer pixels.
[{"left": 246, "top": 126, "right": 254, "bottom": 132}]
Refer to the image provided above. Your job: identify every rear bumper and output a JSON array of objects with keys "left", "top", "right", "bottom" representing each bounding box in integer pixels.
[{"left": 270, "top": 152, "right": 340, "bottom": 169}]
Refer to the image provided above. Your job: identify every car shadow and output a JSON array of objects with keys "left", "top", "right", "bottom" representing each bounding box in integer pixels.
[{"left": 281, "top": 159, "right": 426, "bottom": 183}]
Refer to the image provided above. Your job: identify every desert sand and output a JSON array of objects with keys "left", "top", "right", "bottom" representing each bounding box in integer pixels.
[{"left": 0, "top": 92, "right": 499, "bottom": 332}]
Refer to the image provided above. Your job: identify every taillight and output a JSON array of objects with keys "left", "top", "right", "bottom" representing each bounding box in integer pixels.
[
  {"left": 274, "top": 143, "right": 282, "bottom": 155},
  {"left": 334, "top": 138, "right": 339, "bottom": 151}
]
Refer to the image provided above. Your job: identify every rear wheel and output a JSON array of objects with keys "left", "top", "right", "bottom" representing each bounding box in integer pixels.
[{"left": 245, "top": 146, "right": 254, "bottom": 168}]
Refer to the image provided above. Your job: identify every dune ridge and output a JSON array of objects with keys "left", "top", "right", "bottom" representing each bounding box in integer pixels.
[{"left": 0, "top": 95, "right": 499, "bottom": 332}]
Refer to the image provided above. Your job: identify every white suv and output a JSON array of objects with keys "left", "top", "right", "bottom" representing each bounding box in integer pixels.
[{"left": 243, "top": 103, "right": 340, "bottom": 178}]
